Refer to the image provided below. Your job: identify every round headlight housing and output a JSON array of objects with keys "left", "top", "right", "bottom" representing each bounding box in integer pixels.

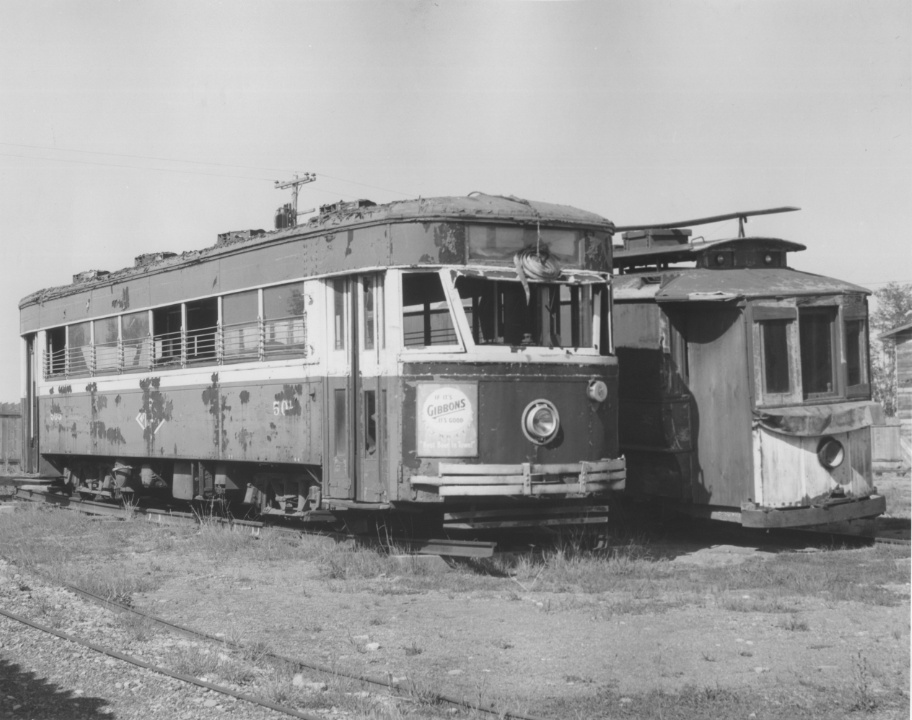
[
  {"left": 587, "top": 379, "right": 608, "bottom": 403},
  {"left": 522, "top": 400, "right": 560, "bottom": 445},
  {"left": 817, "top": 436, "right": 845, "bottom": 469}
]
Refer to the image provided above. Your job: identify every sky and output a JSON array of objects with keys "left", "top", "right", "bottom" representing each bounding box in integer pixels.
[{"left": 1, "top": 0, "right": 909, "bottom": 402}]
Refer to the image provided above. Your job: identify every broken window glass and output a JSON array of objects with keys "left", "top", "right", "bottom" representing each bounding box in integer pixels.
[{"left": 454, "top": 276, "right": 600, "bottom": 348}]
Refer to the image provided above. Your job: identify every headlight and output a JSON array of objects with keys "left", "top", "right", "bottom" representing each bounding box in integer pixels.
[
  {"left": 522, "top": 400, "right": 560, "bottom": 445},
  {"left": 817, "top": 437, "right": 845, "bottom": 469},
  {"left": 587, "top": 379, "right": 608, "bottom": 402}
]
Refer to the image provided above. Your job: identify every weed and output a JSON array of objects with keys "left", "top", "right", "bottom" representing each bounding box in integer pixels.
[
  {"left": 850, "top": 652, "right": 877, "bottom": 712},
  {"left": 404, "top": 641, "right": 423, "bottom": 657},
  {"left": 779, "top": 615, "right": 809, "bottom": 632},
  {"left": 121, "top": 612, "right": 158, "bottom": 643},
  {"left": 721, "top": 594, "right": 797, "bottom": 614},
  {"left": 167, "top": 643, "right": 222, "bottom": 678}
]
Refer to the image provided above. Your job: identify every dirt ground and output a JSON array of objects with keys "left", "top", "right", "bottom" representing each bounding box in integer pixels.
[
  {"left": 122, "top": 470, "right": 910, "bottom": 719},
  {"left": 1, "top": 469, "right": 908, "bottom": 719}
]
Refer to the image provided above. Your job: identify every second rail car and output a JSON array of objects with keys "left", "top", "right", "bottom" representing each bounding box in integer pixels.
[{"left": 612, "top": 215, "right": 885, "bottom": 530}]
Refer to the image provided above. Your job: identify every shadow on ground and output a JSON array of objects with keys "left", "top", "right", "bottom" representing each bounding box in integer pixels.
[{"left": 0, "top": 657, "right": 110, "bottom": 719}]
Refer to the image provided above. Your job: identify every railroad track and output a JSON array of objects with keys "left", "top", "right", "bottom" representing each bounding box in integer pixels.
[
  {"left": 9, "top": 486, "right": 498, "bottom": 558},
  {"left": 0, "top": 563, "right": 547, "bottom": 720},
  {"left": 9, "top": 485, "right": 911, "bottom": 553}
]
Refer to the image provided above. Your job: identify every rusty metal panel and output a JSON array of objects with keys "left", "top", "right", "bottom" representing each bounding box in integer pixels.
[
  {"left": 94, "top": 278, "right": 150, "bottom": 316},
  {"left": 218, "top": 239, "right": 306, "bottom": 290},
  {"left": 399, "top": 361, "right": 618, "bottom": 479},
  {"left": 38, "top": 375, "right": 323, "bottom": 465},
  {"left": 655, "top": 268, "right": 869, "bottom": 302}
]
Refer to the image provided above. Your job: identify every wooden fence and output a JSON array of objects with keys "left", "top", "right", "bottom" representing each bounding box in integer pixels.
[
  {"left": 872, "top": 421, "right": 906, "bottom": 465},
  {"left": 0, "top": 412, "right": 21, "bottom": 473}
]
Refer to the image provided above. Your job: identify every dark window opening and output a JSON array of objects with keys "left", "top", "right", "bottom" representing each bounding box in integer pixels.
[
  {"left": 799, "top": 309, "right": 836, "bottom": 397},
  {"left": 402, "top": 273, "right": 457, "bottom": 347},
  {"left": 153, "top": 305, "right": 183, "bottom": 366},
  {"left": 845, "top": 318, "right": 867, "bottom": 387},
  {"left": 46, "top": 327, "right": 66, "bottom": 375},
  {"left": 761, "top": 319, "right": 791, "bottom": 394},
  {"left": 454, "top": 276, "right": 600, "bottom": 348},
  {"left": 364, "top": 390, "right": 377, "bottom": 455},
  {"left": 186, "top": 298, "right": 218, "bottom": 363}
]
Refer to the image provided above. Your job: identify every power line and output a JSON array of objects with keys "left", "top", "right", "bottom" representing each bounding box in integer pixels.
[{"left": 0, "top": 141, "right": 416, "bottom": 198}]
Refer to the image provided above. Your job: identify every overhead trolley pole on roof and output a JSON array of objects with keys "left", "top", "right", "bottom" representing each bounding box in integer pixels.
[{"left": 274, "top": 172, "right": 317, "bottom": 228}]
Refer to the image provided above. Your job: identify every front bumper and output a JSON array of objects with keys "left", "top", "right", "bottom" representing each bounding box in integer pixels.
[
  {"left": 410, "top": 457, "right": 626, "bottom": 497},
  {"left": 740, "top": 494, "right": 887, "bottom": 529}
]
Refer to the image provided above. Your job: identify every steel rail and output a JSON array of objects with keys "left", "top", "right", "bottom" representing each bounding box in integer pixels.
[
  {"left": 4, "top": 494, "right": 542, "bottom": 719},
  {"left": 1, "top": 556, "right": 549, "bottom": 720},
  {"left": 63, "top": 580, "right": 549, "bottom": 720},
  {"left": 0, "top": 605, "right": 324, "bottom": 720},
  {"left": 12, "top": 488, "right": 497, "bottom": 557}
]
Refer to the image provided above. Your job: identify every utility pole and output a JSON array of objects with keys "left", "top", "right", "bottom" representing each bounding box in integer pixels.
[{"left": 274, "top": 172, "right": 317, "bottom": 226}]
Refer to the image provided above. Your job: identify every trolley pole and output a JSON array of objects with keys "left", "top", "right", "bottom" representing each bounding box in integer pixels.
[{"left": 274, "top": 172, "right": 317, "bottom": 226}]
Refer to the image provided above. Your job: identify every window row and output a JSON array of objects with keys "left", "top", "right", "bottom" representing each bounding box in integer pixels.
[
  {"left": 45, "top": 283, "right": 307, "bottom": 377},
  {"left": 401, "top": 272, "right": 607, "bottom": 350},
  {"left": 41, "top": 271, "right": 609, "bottom": 379},
  {"left": 756, "top": 305, "right": 868, "bottom": 403}
]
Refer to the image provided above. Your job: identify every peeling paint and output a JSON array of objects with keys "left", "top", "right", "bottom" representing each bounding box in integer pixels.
[
  {"left": 273, "top": 384, "right": 302, "bottom": 416},
  {"left": 139, "top": 376, "right": 173, "bottom": 451},
  {"left": 240, "top": 390, "right": 250, "bottom": 404},
  {"left": 433, "top": 223, "right": 465, "bottom": 264},
  {"left": 201, "top": 372, "right": 230, "bottom": 454},
  {"left": 111, "top": 286, "right": 130, "bottom": 310}
]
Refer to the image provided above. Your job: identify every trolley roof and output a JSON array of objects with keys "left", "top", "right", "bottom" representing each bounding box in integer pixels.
[
  {"left": 21, "top": 193, "right": 614, "bottom": 310},
  {"left": 614, "top": 265, "right": 870, "bottom": 303}
]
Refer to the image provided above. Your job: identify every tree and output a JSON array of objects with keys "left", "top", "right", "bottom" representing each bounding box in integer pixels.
[{"left": 870, "top": 282, "right": 912, "bottom": 416}]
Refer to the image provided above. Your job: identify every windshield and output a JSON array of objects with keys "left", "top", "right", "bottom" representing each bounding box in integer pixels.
[{"left": 454, "top": 275, "right": 604, "bottom": 349}]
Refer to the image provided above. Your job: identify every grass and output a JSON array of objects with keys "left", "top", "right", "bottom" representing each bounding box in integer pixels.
[
  {"left": 0, "top": 501, "right": 907, "bottom": 720},
  {"left": 540, "top": 678, "right": 909, "bottom": 720},
  {"left": 2, "top": 502, "right": 908, "bottom": 608}
]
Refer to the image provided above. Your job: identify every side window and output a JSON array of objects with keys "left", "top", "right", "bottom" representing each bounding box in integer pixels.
[
  {"left": 222, "top": 290, "right": 259, "bottom": 361},
  {"left": 760, "top": 320, "right": 791, "bottom": 394},
  {"left": 122, "top": 311, "right": 151, "bottom": 369},
  {"left": 263, "top": 283, "right": 306, "bottom": 357},
  {"left": 799, "top": 308, "right": 837, "bottom": 398},
  {"left": 752, "top": 305, "right": 799, "bottom": 405},
  {"left": 152, "top": 305, "right": 183, "bottom": 366},
  {"left": 402, "top": 272, "right": 458, "bottom": 347},
  {"left": 333, "top": 278, "right": 347, "bottom": 351},
  {"left": 845, "top": 317, "right": 869, "bottom": 394},
  {"left": 67, "top": 321, "right": 91, "bottom": 375},
  {"left": 46, "top": 327, "right": 66, "bottom": 376},
  {"left": 94, "top": 317, "right": 120, "bottom": 372}
]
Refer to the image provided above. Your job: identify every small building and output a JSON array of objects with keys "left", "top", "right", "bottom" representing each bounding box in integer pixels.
[{"left": 880, "top": 320, "right": 912, "bottom": 460}]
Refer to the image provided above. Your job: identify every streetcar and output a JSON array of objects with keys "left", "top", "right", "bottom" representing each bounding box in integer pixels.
[
  {"left": 612, "top": 208, "right": 885, "bottom": 530},
  {"left": 19, "top": 193, "right": 625, "bottom": 532}
]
